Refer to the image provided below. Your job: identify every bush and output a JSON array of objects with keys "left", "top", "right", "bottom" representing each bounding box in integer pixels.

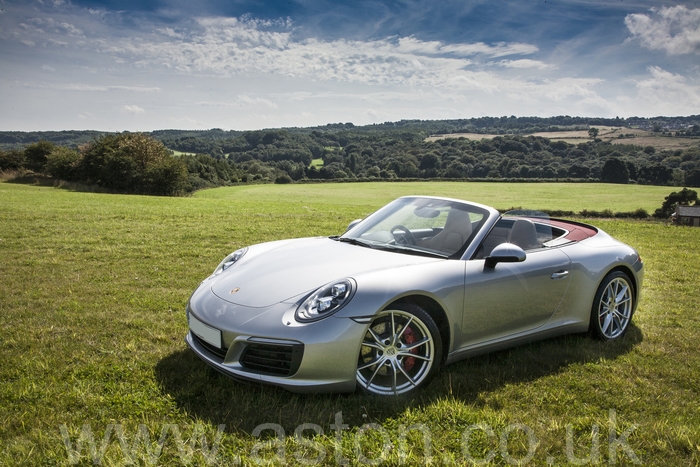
[
  {"left": 274, "top": 174, "right": 293, "bottom": 184},
  {"left": 79, "top": 133, "right": 190, "bottom": 195},
  {"left": 579, "top": 209, "right": 614, "bottom": 218},
  {"left": 614, "top": 208, "right": 649, "bottom": 219},
  {"left": 141, "top": 157, "right": 190, "bottom": 196},
  {"left": 45, "top": 147, "right": 80, "bottom": 180},
  {"left": 24, "top": 141, "right": 55, "bottom": 172},
  {"left": 0, "top": 149, "right": 26, "bottom": 171}
]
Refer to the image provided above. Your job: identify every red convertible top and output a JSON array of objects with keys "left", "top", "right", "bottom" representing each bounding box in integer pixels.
[{"left": 548, "top": 219, "right": 598, "bottom": 241}]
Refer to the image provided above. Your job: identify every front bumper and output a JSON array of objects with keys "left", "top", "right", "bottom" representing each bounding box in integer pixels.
[{"left": 185, "top": 299, "right": 365, "bottom": 394}]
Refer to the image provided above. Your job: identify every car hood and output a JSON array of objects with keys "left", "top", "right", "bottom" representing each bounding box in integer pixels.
[{"left": 209, "top": 237, "right": 441, "bottom": 308}]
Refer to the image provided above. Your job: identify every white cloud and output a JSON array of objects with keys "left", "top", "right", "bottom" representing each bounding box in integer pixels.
[
  {"left": 495, "top": 59, "right": 555, "bottom": 70},
  {"left": 124, "top": 105, "right": 145, "bottom": 115},
  {"left": 616, "top": 66, "right": 700, "bottom": 115},
  {"left": 441, "top": 42, "right": 539, "bottom": 58},
  {"left": 625, "top": 5, "right": 700, "bottom": 55},
  {"left": 1, "top": 2, "right": 696, "bottom": 131},
  {"left": 92, "top": 22, "right": 546, "bottom": 93},
  {"left": 237, "top": 95, "right": 278, "bottom": 108},
  {"left": 28, "top": 83, "right": 161, "bottom": 92}
]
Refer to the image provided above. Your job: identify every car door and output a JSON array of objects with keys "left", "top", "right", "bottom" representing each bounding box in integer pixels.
[{"left": 460, "top": 247, "right": 572, "bottom": 346}]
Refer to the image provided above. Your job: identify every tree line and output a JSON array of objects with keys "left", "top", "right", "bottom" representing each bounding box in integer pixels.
[
  {"left": 1, "top": 116, "right": 699, "bottom": 195},
  {"left": 160, "top": 127, "right": 699, "bottom": 187}
]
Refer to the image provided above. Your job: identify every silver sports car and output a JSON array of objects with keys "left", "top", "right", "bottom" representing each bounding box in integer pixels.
[{"left": 185, "top": 196, "right": 643, "bottom": 396}]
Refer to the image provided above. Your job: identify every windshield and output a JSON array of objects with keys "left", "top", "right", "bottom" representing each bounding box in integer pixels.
[{"left": 341, "top": 197, "right": 489, "bottom": 258}]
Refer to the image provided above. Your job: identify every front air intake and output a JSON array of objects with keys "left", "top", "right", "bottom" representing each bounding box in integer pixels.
[{"left": 240, "top": 341, "right": 304, "bottom": 376}]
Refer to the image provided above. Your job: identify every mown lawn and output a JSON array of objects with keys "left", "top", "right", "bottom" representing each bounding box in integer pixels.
[
  {"left": 0, "top": 181, "right": 698, "bottom": 466},
  {"left": 193, "top": 182, "right": 677, "bottom": 214}
]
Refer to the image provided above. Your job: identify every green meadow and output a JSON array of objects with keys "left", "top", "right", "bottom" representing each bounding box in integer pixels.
[
  {"left": 1, "top": 181, "right": 698, "bottom": 466},
  {"left": 193, "top": 182, "right": 677, "bottom": 214}
]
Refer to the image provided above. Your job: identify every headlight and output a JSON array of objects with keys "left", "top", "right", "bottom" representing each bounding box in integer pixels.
[
  {"left": 295, "top": 278, "right": 355, "bottom": 322},
  {"left": 212, "top": 247, "right": 248, "bottom": 276}
]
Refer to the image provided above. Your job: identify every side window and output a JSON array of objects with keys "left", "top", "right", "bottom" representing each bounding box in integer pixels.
[
  {"left": 506, "top": 219, "right": 540, "bottom": 251},
  {"left": 475, "top": 219, "right": 511, "bottom": 258},
  {"left": 474, "top": 218, "right": 565, "bottom": 259}
]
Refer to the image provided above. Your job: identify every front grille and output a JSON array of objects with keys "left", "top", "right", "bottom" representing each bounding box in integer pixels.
[
  {"left": 192, "top": 333, "right": 227, "bottom": 360},
  {"left": 240, "top": 342, "right": 304, "bottom": 376}
]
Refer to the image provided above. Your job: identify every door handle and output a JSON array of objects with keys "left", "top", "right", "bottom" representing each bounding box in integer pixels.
[{"left": 551, "top": 270, "right": 569, "bottom": 280}]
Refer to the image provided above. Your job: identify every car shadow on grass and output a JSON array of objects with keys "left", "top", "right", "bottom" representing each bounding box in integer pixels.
[{"left": 154, "top": 324, "right": 643, "bottom": 434}]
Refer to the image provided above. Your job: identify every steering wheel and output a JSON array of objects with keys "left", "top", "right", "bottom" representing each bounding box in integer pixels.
[{"left": 390, "top": 225, "right": 417, "bottom": 245}]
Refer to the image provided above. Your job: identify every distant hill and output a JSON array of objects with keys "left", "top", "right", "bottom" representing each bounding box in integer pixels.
[{"left": 1, "top": 115, "right": 698, "bottom": 150}]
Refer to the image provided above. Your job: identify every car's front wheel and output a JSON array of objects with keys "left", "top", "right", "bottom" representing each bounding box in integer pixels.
[
  {"left": 590, "top": 271, "right": 635, "bottom": 340},
  {"left": 357, "top": 304, "right": 442, "bottom": 396}
]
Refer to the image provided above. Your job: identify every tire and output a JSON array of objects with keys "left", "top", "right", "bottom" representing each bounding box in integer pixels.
[
  {"left": 356, "top": 303, "right": 442, "bottom": 396},
  {"left": 590, "top": 271, "right": 635, "bottom": 341}
]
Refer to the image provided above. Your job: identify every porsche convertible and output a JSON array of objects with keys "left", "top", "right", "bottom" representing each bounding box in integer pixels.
[{"left": 185, "top": 196, "right": 643, "bottom": 396}]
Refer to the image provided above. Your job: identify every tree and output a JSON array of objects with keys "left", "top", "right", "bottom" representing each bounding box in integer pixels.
[
  {"left": 588, "top": 128, "right": 599, "bottom": 139},
  {"left": 419, "top": 153, "right": 439, "bottom": 170},
  {"left": 684, "top": 167, "right": 700, "bottom": 187},
  {"left": 600, "top": 157, "right": 630, "bottom": 184},
  {"left": 0, "top": 149, "right": 26, "bottom": 171},
  {"left": 45, "top": 147, "right": 80, "bottom": 180},
  {"left": 274, "top": 174, "right": 293, "bottom": 184},
  {"left": 80, "top": 133, "right": 189, "bottom": 195},
  {"left": 24, "top": 141, "right": 56, "bottom": 172},
  {"left": 654, "top": 188, "right": 699, "bottom": 218},
  {"left": 638, "top": 163, "right": 673, "bottom": 185},
  {"left": 568, "top": 164, "right": 590, "bottom": 178}
]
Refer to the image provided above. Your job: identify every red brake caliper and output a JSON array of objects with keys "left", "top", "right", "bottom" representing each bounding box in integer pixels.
[{"left": 402, "top": 326, "right": 418, "bottom": 371}]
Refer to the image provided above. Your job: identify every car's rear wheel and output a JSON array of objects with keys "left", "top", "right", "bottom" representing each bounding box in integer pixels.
[
  {"left": 357, "top": 304, "right": 442, "bottom": 396},
  {"left": 590, "top": 271, "right": 634, "bottom": 340}
]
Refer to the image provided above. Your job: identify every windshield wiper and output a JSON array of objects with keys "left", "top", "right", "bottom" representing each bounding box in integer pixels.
[
  {"left": 332, "top": 236, "right": 448, "bottom": 258},
  {"left": 376, "top": 243, "right": 449, "bottom": 259},
  {"left": 331, "top": 236, "right": 377, "bottom": 249}
]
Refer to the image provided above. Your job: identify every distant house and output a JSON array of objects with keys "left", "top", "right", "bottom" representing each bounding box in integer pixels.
[{"left": 673, "top": 204, "right": 700, "bottom": 227}]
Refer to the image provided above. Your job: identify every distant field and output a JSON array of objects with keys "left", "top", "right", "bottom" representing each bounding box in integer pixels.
[
  {"left": 428, "top": 128, "right": 699, "bottom": 150},
  {"left": 194, "top": 181, "right": 680, "bottom": 214},
  {"left": 170, "top": 149, "right": 197, "bottom": 157},
  {"left": 1, "top": 181, "right": 699, "bottom": 466}
]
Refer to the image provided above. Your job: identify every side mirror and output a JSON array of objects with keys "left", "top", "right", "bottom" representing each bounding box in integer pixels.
[
  {"left": 484, "top": 243, "right": 526, "bottom": 268},
  {"left": 346, "top": 219, "right": 363, "bottom": 232}
]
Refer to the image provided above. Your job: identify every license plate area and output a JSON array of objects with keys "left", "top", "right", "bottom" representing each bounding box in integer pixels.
[{"left": 189, "top": 313, "right": 222, "bottom": 348}]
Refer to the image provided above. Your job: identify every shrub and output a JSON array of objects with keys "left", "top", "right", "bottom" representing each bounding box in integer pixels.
[
  {"left": 141, "top": 157, "right": 190, "bottom": 196},
  {"left": 24, "top": 141, "right": 55, "bottom": 172},
  {"left": 45, "top": 147, "right": 80, "bottom": 180},
  {"left": 0, "top": 149, "right": 26, "bottom": 171},
  {"left": 79, "top": 133, "right": 189, "bottom": 195},
  {"left": 274, "top": 174, "right": 293, "bottom": 184}
]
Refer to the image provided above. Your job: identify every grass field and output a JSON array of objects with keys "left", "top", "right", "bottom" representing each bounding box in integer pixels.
[
  {"left": 170, "top": 150, "right": 197, "bottom": 157},
  {"left": 193, "top": 182, "right": 681, "bottom": 215},
  {"left": 1, "top": 181, "right": 699, "bottom": 466}
]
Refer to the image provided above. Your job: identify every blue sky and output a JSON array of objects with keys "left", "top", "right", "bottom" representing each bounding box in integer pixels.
[{"left": 0, "top": 0, "right": 699, "bottom": 131}]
